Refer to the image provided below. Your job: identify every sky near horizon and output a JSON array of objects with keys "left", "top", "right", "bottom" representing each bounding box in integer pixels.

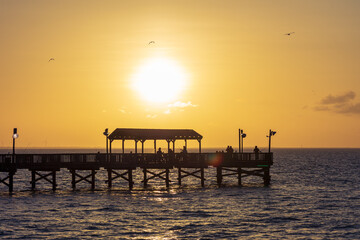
[{"left": 1, "top": 0, "right": 360, "bottom": 149}]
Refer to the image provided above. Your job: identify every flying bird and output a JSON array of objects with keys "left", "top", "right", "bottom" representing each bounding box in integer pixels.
[
  {"left": 284, "top": 32, "right": 295, "bottom": 36},
  {"left": 148, "top": 41, "right": 155, "bottom": 45},
  {"left": 48, "top": 58, "right": 55, "bottom": 62}
]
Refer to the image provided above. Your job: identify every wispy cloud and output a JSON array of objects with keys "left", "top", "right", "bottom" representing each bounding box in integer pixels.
[
  {"left": 335, "top": 103, "right": 360, "bottom": 114},
  {"left": 320, "top": 91, "right": 355, "bottom": 105},
  {"left": 314, "top": 91, "right": 360, "bottom": 115},
  {"left": 118, "top": 108, "right": 131, "bottom": 114},
  {"left": 146, "top": 114, "right": 158, "bottom": 119},
  {"left": 162, "top": 101, "right": 198, "bottom": 115},
  {"left": 168, "top": 101, "right": 198, "bottom": 108}
]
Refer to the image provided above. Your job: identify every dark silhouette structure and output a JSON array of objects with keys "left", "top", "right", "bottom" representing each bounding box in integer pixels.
[{"left": 0, "top": 128, "right": 273, "bottom": 193}]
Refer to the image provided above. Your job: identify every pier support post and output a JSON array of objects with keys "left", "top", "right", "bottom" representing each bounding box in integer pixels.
[
  {"left": 70, "top": 169, "right": 97, "bottom": 190},
  {"left": 71, "top": 170, "right": 76, "bottom": 190},
  {"left": 91, "top": 170, "right": 96, "bottom": 190},
  {"left": 143, "top": 168, "right": 148, "bottom": 187},
  {"left": 128, "top": 169, "right": 133, "bottom": 190},
  {"left": 107, "top": 169, "right": 112, "bottom": 188},
  {"left": 216, "top": 167, "right": 222, "bottom": 187},
  {"left": 9, "top": 171, "right": 14, "bottom": 193},
  {"left": 178, "top": 168, "right": 182, "bottom": 185},
  {"left": 263, "top": 167, "right": 271, "bottom": 186},
  {"left": 52, "top": 171, "right": 57, "bottom": 191},
  {"left": 237, "top": 167, "right": 242, "bottom": 186},
  {"left": 105, "top": 169, "right": 134, "bottom": 190},
  {"left": 31, "top": 170, "right": 36, "bottom": 190},
  {"left": 30, "top": 170, "right": 58, "bottom": 191},
  {"left": 166, "top": 168, "right": 170, "bottom": 188},
  {"left": 1, "top": 170, "right": 16, "bottom": 193},
  {"left": 201, "top": 168, "right": 205, "bottom": 187}
]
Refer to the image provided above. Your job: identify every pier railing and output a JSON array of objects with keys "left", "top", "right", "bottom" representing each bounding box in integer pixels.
[
  {"left": 0, "top": 152, "right": 272, "bottom": 169},
  {"left": 0, "top": 152, "right": 273, "bottom": 192}
]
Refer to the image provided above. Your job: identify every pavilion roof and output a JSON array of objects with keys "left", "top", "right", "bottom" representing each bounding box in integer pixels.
[{"left": 108, "top": 128, "right": 203, "bottom": 141}]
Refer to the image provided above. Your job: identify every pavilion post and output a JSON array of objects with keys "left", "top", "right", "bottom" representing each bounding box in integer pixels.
[
  {"left": 141, "top": 140, "right": 145, "bottom": 154},
  {"left": 106, "top": 136, "right": 109, "bottom": 162},
  {"left": 110, "top": 140, "right": 112, "bottom": 154},
  {"left": 110, "top": 140, "right": 113, "bottom": 162},
  {"left": 122, "top": 139, "right": 125, "bottom": 154},
  {"left": 135, "top": 140, "right": 138, "bottom": 154},
  {"left": 154, "top": 140, "right": 156, "bottom": 153},
  {"left": 172, "top": 140, "right": 175, "bottom": 152},
  {"left": 198, "top": 139, "right": 202, "bottom": 153},
  {"left": 185, "top": 139, "right": 187, "bottom": 149}
]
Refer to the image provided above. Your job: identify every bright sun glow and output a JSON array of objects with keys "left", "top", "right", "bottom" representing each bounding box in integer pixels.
[{"left": 131, "top": 57, "right": 187, "bottom": 103}]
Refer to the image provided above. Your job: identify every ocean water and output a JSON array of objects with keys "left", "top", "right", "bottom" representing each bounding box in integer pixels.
[{"left": 0, "top": 148, "right": 359, "bottom": 239}]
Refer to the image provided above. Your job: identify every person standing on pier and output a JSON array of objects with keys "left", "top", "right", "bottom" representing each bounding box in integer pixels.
[
  {"left": 180, "top": 146, "right": 188, "bottom": 161},
  {"left": 253, "top": 146, "right": 260, "bottom": 160},
  {"left": 157, "top": 148, "right": 163, "bottom": 160}
]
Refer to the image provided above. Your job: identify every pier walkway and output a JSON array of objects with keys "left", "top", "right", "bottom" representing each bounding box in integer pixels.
[{"left": 0, "top": 152, "right": 273, "bottom": 192}]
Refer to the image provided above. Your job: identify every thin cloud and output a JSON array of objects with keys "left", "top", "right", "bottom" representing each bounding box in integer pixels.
[
  {"left": 335, "top": 103, "right": 360, "bottom": 114},
  {"left": 315, "top": 91, "right": 360, "bottom": 115},
  {"left": 314, "top": 106, "right": 330, "bottom": 111},
  {"left": 162, "top": 101, "right": 198, "bottom": 115},
  {"left": 320, "top": 91, "right": 355, "bottom": 105},
  {"left": 168, "top": 101, "right": 198, "bottom": 108},
  {"left": 146, "top": 114, "right": 158, "bottom": 119}
]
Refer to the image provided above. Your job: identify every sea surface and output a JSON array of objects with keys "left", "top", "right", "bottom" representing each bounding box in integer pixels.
[{"left": 0, "top": 148, "right": 359, "bottom": 239}]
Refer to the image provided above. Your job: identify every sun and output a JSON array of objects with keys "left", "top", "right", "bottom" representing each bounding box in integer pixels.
[{"left": 131, "top": 57, "right": 187, "bottom": 103}]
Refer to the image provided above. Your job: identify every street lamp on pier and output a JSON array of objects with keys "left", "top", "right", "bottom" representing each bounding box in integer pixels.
[
  {"left": 267, "top": 129, "right": 277, "bottom": 153},
  {"left": 238, "top": 129, "right": 247, "bottom": 153},
  {"left": 12, "top": 128, "right": 19, "bottom": 163},
  {"left": 103, "top": 128, "right": 109, "bottom": 161}
]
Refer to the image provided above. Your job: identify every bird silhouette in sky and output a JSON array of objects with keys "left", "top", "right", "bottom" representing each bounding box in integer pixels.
[
  {"left": 48, "top": 58, "right": 55, "bottom": 62},
  {"left": 148, "top": 41, "right": 155, "bottom": 45},
  {"left": 284, "top": 32, "right": 295, "bottom": 36}
]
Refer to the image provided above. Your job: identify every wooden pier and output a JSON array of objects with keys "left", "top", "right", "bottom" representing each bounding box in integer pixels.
[{"left": 0, "top": 128, "right": 274, "bottom": 193}]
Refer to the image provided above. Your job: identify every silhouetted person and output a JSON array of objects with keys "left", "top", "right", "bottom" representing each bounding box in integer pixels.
[
  {"left": 182, "top": 146, "right": 187, "bottom": 154},
  {"left": 180, "top": 146, "right": 188, "bottom": 161},
  {"left": 168, "top": 148, "right": 175, "bottom": 163},
  {"left": 97, "top": 151, "right": 101, "bottom": 162},
  {"left": 225, "top": 146, "right": 234, "bottom": 161},
  {"left": 157, "top": 147, "right": 163, "bottom": 160},
  {"left": 253, "top": 146, "right": 260, "bottom": 160}
]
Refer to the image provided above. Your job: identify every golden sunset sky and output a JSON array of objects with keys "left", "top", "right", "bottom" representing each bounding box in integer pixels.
[{"left": 1, "top": 0, "right": 360, "bottom": 149}]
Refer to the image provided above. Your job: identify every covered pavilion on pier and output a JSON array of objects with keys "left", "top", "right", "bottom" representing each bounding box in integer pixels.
[{"left": 107, "top": 128, "right": 203, "bottom": 154}]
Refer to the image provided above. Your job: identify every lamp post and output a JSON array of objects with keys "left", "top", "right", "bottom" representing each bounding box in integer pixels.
[
  {"left": 238, "top": 129, "right": 247, "bottom": 153},
  {"left": 267, "top": 129, "right": 276, "bottom": 153},
  {"left": 241, "top": 131, "right": 246, "bottom": 153},
  {"left": 12, "top": 128, "right": 19, "bottom": 163},
  {"left": 103, "top": 128, "right": 109, "bottom": 162}
]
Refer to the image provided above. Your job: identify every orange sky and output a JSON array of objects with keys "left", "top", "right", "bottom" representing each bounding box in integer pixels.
[{"left": 1, "top": 0, "right": 360, "bottom": 149}]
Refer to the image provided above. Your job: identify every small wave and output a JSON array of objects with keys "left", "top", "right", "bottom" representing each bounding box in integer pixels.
[
  {"left": 331, "top": 224, "right": 359, "bottom": 230},
  {"left": 264, "top": 216, "right": 300, "bottom": 223},
  {"left": 179, "top": 210, "right": 212, "bottom": 218},
  {"left": 85, "top": 225, "right": 100, "bottom": 230},
  {"left": 0, "top": 230, "right": 13, "bottom": 236}
]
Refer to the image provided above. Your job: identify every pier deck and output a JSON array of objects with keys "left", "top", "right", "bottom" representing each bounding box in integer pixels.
[{"left": 0, "top": 152, "right": 273, "bottom": 192}]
